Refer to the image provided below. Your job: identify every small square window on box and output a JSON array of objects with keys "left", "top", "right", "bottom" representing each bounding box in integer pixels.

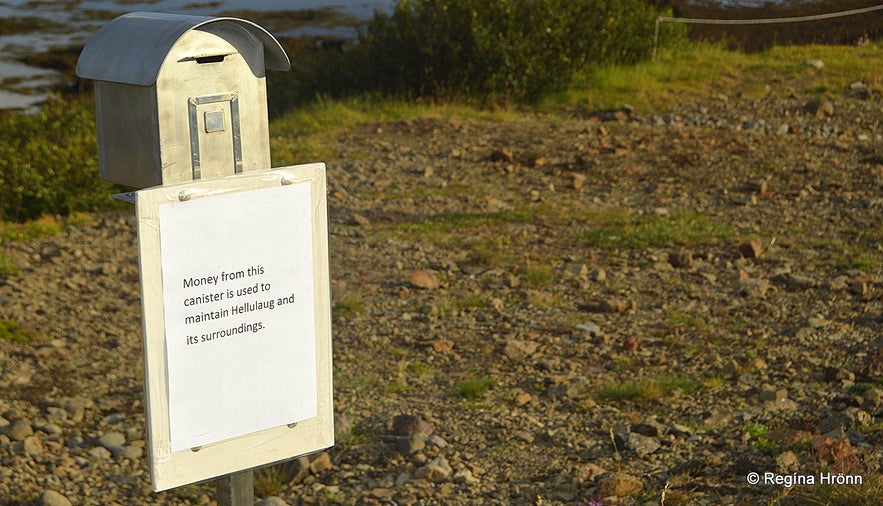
[{"left": 204, "top": 110, "right": 225, "bottom": 133}]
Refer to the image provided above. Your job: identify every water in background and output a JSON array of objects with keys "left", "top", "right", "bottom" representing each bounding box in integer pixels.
[{"left": 0, "top": 0, "right": 391, "bottom": 109}]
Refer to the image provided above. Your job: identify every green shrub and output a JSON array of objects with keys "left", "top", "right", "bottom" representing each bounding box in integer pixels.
[
  {"left": 0, "top": 98, "right": 122, "bottom": 222},
  {"left": 358, "top": 0, "right": 673, "bottom": 102}
]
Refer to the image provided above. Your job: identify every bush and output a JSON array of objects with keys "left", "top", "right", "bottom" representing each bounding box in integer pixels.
[
  {"left": 358, "top": 0, "right": 673, "bottom": 102},
  {"left": 0, "top": 97, "right": 122, "bottom": 222}
]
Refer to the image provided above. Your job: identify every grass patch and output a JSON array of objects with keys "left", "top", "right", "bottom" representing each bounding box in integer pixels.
[
  {"left": 545, "top": 41, "right": 883, "bottom": 114},
  {"left": 596, "top": 375, "right": 699, "bottom": 403},
  {"left": 666, "top": 310, "right": 710, "bottom": 335},
  {"left": 745, "top": 423, "right": 769, "bottom": 437},
  {"left": 0, "top": 215, "right": 62, "bottom": 241},
  {"left": 581, "top": 210, "right": 733, "bottom": 250},
  {"left": 0, "top": 320, "right": 37, "bottom": 345},
  {"left": 464, "top": 236, "right": 515, "bottom": 267},
  {"left": 522, "top": 264, "right": 555, "bottom": 288},
  {"left": 0, "top": 251, "right": 17, "bottom": 277},
  {"left": 454, "top": 293, "right": 488, "bottom": 310},
  {"left": 809, "top": 234, "right": 882, "bottom": 272},
  {"left": 802, "top": 474, "right": 883, "bottom": 506},
  {"left": 405, "top": 361, "right": 434, "bottom": 376},
  {"left": 453, "top": 377, "right": 496, "bottom": 400},
  {"left": 332, "top": 296, "right": 366, "bottom": 319}
]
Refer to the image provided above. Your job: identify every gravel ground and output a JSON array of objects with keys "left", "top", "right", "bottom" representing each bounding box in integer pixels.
[{"left": 1, "top": 84, "right": 882, "bottom": 505}]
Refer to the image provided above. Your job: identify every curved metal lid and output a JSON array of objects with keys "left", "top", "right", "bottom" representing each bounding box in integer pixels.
[{"left": 76, "top": 11, "right": 290, "bottom": 86}]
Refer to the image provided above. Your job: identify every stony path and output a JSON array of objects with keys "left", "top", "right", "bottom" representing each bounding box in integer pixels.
[{"left": 1, "top": 89, "right": 882, "bottom": 505}]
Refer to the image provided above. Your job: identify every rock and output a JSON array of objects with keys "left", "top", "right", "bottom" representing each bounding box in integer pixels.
[
  {"left": 625, "top": 432, "right": 660, "bottom": 457},
  {"left": 392, "top": 414, "right": 433, "bottom": 437},
  {"left": 415, "top": 457, "right": 452, "bottom": 481},
  {"left": 572, "top": 173, "right": 587, "bottom": 191},
  {"left": 737, "top": 277, "right": 770, "bottom": 297},
  {"left": 590, "top": 268, "right": 607, "bottom": 282},
  {"left": 40, "top": 490, "right": 72, "bottom": 506},
  {"left": 738, "top": 240, "right": 763, "bottom": 259},
  {"left": 489, "top": 149, "right": 514, "bottom": 163},
  {"left": 88, "top": 446, "right": 112, "bottom": 460},
  {"left": 352, "top": 213, "right": 371, "bottom": 227},
  {"left": 503, "top": 340, "right": 539, "bottom": 361},
  {"left": 804, "top": 98, "right": 834, "bottom": 118},
  {"left": 597, "top": 299, "right": 628, "bottom": 313},
  {"left": 97, "top": 431, "right": 126, "bottom": 449},
  {"left": 409, "top": 270, "right": 440, "bottom": 290},
  {"left": 596, "top": 472, "right": 643, "bottom": 496},
  {"left": 395, "top": 435, "right": 424, "bottom": 455},
  {"left": 20, "top": 435, "right": 44, "bottom": 456},
  {"left": 281, "top": 456, "right": 311, "bottom": 483},
  {"left": 621, "top": 336, "right": 638, "bottom": 352},
  {"left": 3, "top": 420, "right": 34, "bottom": 441},
  {"left": 575, "top": 322, "right": 602, "bottom": 336},
  {"left": 632, "top": 419, "right": 667, "bottom": 437},
  {"left": 114, "top": 445, "right": 143, "bottom": 460},
  {"left": 395, "top": 472, "right": 411, "bottom": 485},
  {"left": 425, "top": 434, "right": 449, "bottom": 448},
  {"left": 334, "top": 413, "right": 353, "bottom": 439},
  {"left": 850, "top": 280, "right": 868, "bottom": 296},
  {"left": 843, "top": 81, "right": 871, "bottom": 100},
  {"left": 775, "top": 450, "right": 800, "bottom": 473},
  {"left": 818, "top": 412, "right": 854, "bottom": 434},
  {"left": 309, "top": 452, "right": 333, "bottom": 474},
  {"left": 759, "top": 388, "right": 788, "bottom": 402},
  {"left": 564, "top": 263, "right": 588, "bottom": 278},
  {"left": 260, "top": 497, "right": 290, "bottom": 506},
  {"left": 787, "top": 274, "right": 817, "bottom": 289},
  {"left": 668, "top": 248, "right": 693, "bottom": 268},
  {"left": 453, "top": 468, "right": 480, "bottom": 485},
  {"left": 861, "top": 388, "right": 883, "bottom": 414},
  {"left": 804, "top": 59, "right": 824, "bottom": 69},
  {"left": 808, "top": 316, "right": 829, "bottom": 329},
  {"left": 430, "top": 339, "right": 455, "bottom": 352},
  {"left": 57, "top": 396, "right": 94, "bottom": 422}
]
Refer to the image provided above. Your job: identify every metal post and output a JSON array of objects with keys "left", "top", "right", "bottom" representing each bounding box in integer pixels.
[
  {"left": 216, "top": 470, "right": 254, "bottom": 506},
  {"left": 653, "top": 16, "right": 661, "bottom": 61}
]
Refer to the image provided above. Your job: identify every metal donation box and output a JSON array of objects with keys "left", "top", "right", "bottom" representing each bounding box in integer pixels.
[
  {"left": 76, "top": 11, "right": 291, "bottom": 188},
  {"left": 77, "top": 12, "right": 334, "bottom": 496}
]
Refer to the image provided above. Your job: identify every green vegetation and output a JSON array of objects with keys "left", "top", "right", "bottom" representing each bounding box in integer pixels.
[
  {"left": 596, "top": 375, "right": 699, "bottom": 403},
  {"left": 0, "top": 251, "right": 17, "bottom": 277},
  {"left": 521, "top": 264, "right": 555, "bottom": 288},
  {"left": 0, "top": 320, "right": 37, "bottom": 345},
  {"left": 405, "top": 361, "right": 433, "bottom": 376},
  {"left": 269, "top": 0, "right": 686, "bottom": 107},
  {"left": 332, "top": 296, "right": 366, "bottom": 319},
  {"left": 0, "top": 98, "right": 123, "bottom": 222},
  {"left": 581, "top": 210, "right": 734, "bottom": 250},
  {"left": 0, "top": 215, "right": 62, "bottom": 241},
  {"left": 454, "top": 377, "right": 496, "bottom": 400}
]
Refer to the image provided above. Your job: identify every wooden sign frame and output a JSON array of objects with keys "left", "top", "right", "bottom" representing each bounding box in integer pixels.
[{"left": 134, "top": 164, "right": 333, "bottom": 491}]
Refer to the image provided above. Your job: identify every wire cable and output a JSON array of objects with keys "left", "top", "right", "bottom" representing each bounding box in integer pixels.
[{"left": 653, "top": 4, "right": 883, "bottom": 58}]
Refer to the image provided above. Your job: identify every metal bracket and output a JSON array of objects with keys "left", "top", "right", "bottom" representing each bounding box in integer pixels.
[{"left": 188, "top": 93, "right": 243, "bottom": 180}]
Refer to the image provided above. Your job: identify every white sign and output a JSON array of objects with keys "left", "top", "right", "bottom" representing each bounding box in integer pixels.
[
  {"left": 135, "top": 164, "right": 333, "bottom": 491},
  {"left": 159, "top": 182, "right": 317, "bottom": 451}
]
